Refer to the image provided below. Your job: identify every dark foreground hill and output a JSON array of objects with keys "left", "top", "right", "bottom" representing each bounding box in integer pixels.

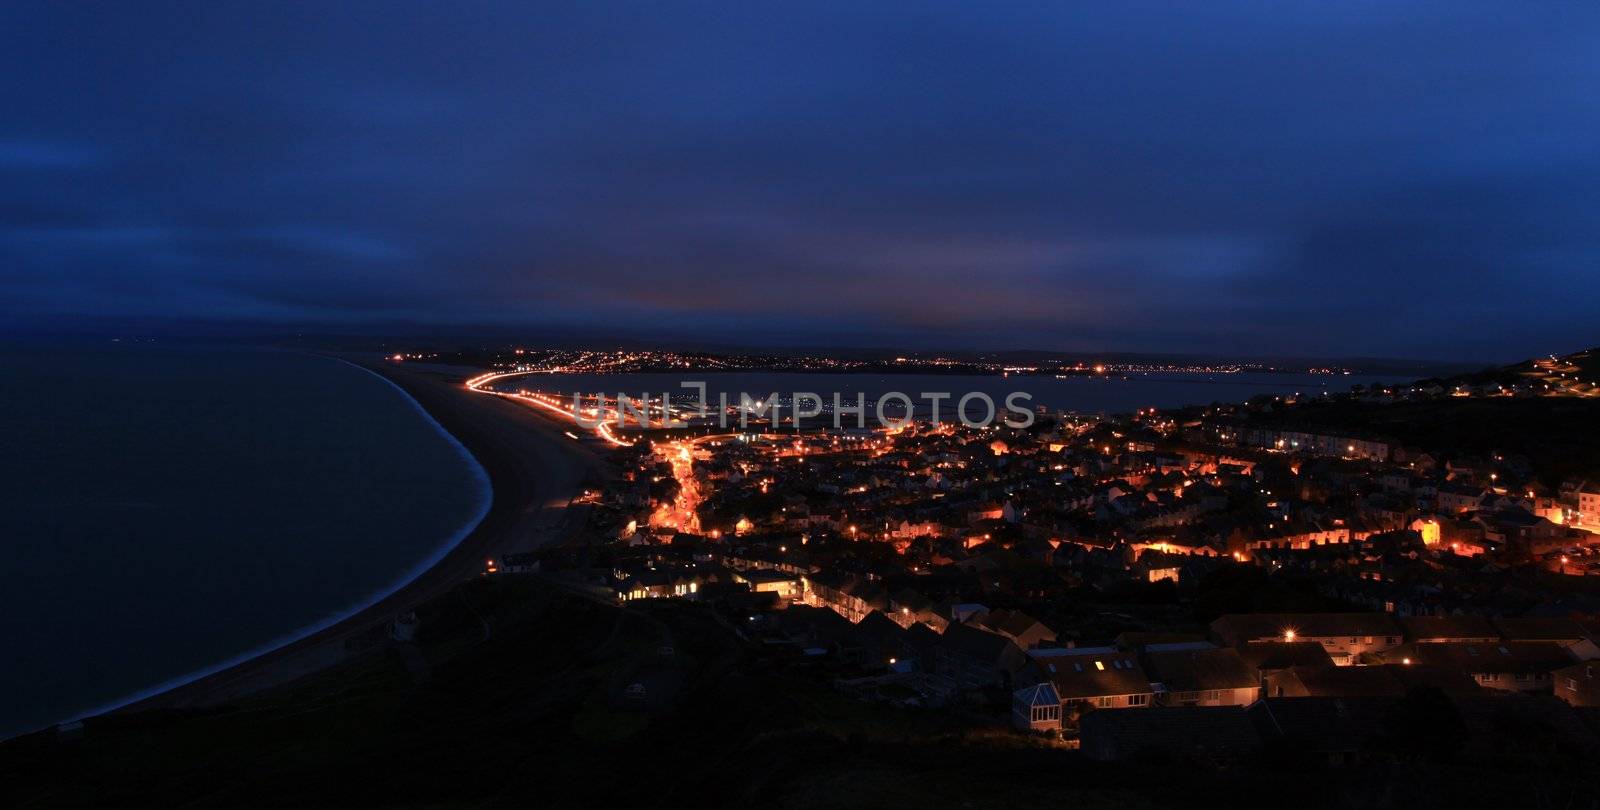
[{"left": 4, "top": 576, "right": 1599, "bottom": 810}]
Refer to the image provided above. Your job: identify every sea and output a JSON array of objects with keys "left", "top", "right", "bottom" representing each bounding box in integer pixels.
[{"left": 0, "top": 345, "right": 490, "bottom": 740}]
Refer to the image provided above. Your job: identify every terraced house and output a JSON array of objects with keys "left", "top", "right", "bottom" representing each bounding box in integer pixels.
[{"left": 1211, "top": 613, "right": 1404, "bottom": 665}]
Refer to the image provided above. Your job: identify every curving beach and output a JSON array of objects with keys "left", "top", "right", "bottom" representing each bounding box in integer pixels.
[{"left": 107, "top": 356, "right": 608, "bottom": 715}]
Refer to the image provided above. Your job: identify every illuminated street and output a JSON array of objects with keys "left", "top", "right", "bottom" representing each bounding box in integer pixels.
[{"left": 464, "top": 370, "right": 636, "bottom": 446}]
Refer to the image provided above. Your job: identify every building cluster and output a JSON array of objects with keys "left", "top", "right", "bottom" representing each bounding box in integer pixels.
[
  {"left": 508, "top": 382, "right": 1600, "bottom": 761},
  {"left": 401, "top": 344, "right": 1306, "bottom": 378},
  {"left": 1319, "top": 348, "right": 1597, "bottom": 401}
]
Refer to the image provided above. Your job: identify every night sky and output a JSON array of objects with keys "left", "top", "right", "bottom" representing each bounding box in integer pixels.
[{"left": 3, "top": 2, "right": 1597, "bottom": 360}]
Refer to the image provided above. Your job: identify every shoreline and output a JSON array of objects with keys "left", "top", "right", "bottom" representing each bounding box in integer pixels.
[
  {"left": 83, "top": 356, "right": 606, "bottom": 723},
  {"left": 58, "top": 356, "right": 495, "bottom": 727}
]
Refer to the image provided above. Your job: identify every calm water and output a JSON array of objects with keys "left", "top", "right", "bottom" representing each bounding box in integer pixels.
[
  {"left": 497, "top": 370, "right": 1409, "bottom": 419},
  {"left": 0, "top": 345, "right": 489, "bottom": 739}
]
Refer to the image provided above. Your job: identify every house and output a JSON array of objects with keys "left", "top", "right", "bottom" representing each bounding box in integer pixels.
[
  {"left": 1079, "top": 706, "right": 1260, "bottom": 763},
  {"left": 1266, "top": 664, "right": 1480, "bottom": 698},
  {"left": 1399, "top": 615, "right": 1500, "bottom": 644},
  {"left": 933, "top": 622, "right": 1029, "bottom": 690},
  {"left": 1012, "top": 682, "right": 1063, "bottom": 732},
  {"left": 1382, "top": 641, "right": 1575, "bottom": 693},
  {"left": 1491, "top": 617, "right": 1589, "bottom": 647},
  {"left": 1236, "top": 641, "right": 1335, "bottom": 683},
  {"left": 499, "top": 552, "right": 541, "bottom": 574},
  {"left": 1554, "top": 661, "right": 1600, "bottom": 707},
  {"left": 731, "top": 568, "right": 802, "bottom": 600},
  {"left": 976, "top": 609, "right": 1057, "bottom": 650},
  {"left": 773, "top": 604, "right": 857, "bottom": 646},
  {"left": 1142, "top": 647, "right": 1261, "bottom": 707},
  {"left": 852, "top": 611, "right": 916, "bottom": 669},
  {"left": 1114, "top": 632, "right": 1210, "bottom": 651},
  {"left": 1436, "top": 484, "right": 1488, "bottom": 515},
  {"left": 804, "top": 571, "right": 889, "bottom": 623},
  {"left": 1032, "top": 648, "right": 1155, "bottom": 717},
  {"left": 947, "top": 603, "right": 990, "bottom": 624},
  {"left": 1576, "top": 483, "right": 1600, "bottom": 531},
  {"left": 1210, "top": 613, "right": 1404, "bottom": 665},
  {"left": 618, "top": 570, "right": 703, "bottom": 601},
  {"left": 888, "top": 588, "right": 949, "bottom": 631}
]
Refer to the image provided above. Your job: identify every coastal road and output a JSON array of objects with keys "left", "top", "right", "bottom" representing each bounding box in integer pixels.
[{"left": 112, "top": 358, "right": 611, "bottom": 712}]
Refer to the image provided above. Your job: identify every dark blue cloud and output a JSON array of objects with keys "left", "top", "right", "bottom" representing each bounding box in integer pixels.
[
  {"left": 2, "top": 1, "right": 1597, "bottom": 360},
  {"left": 0, "top": 140, "right": 100, "bottom": 170}
]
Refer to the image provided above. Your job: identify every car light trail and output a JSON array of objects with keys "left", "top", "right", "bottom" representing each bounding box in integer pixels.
[{"left": 464, "top": 370, "right": 635, "bottom": 446}]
